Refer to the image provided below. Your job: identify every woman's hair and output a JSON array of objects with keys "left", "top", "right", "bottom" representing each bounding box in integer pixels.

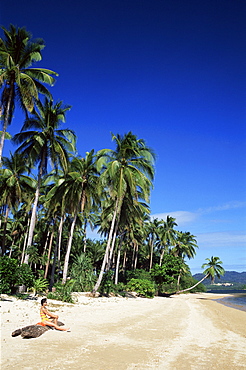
[{"left": 41, "top": 298, "right": 47, "bottom": 306}]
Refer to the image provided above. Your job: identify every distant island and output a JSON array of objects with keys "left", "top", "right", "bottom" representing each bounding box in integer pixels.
[{"left": 193, "top": 271, "right": 246, "bottom": 290}]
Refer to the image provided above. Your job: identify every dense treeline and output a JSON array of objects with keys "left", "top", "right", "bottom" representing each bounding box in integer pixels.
[{"left": 0, "top": 25, "right": 224, "bottom": 300}]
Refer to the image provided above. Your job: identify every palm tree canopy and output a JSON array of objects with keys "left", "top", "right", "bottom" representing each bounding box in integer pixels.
[
  {"left": 46, "top": 150, "right": 100, "bottom": 217},
  {"left": 202, "top": 256, "right": 225, "bottom": 283},
  {"left": 0, "top": 25, "right": 58, "bottom": 114},
  {"left": 97, "top": 132, "right": 155, "bottom": 205},
  {"left": 0, "top": 152, "right": 35, "bottom": 210},
  {"left": 12, "top": 98, "right": 76, "bottom": 174}
]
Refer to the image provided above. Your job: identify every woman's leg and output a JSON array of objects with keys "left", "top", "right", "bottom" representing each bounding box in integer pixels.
[{"left": 44, "top": 321, "right": 69, "bottom": 331}]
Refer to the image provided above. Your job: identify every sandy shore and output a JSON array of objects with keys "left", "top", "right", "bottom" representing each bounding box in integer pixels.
[{"left": 1, "top": 292, "right": 246, "bottom": 369}]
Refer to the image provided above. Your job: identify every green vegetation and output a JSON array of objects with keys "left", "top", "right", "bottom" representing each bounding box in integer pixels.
[{"left": 0, "top": 25, "right": 225, "bottom": 301}]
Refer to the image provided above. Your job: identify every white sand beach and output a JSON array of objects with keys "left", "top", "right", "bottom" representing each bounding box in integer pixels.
[{"left": 1, "top": 293, "right": 246, "bottom": 369}]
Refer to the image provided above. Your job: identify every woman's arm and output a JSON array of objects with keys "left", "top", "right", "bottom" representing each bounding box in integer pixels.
[{"left": 43, "top": 307, "right": 58, "bottom": 319}]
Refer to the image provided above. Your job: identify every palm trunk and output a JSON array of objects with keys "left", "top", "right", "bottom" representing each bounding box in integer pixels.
[
  {"left": 149, "top": 239, "right": 154, "bottom": 271},
  {"left": 44, "top": 229, "right": 54, "bottom": 279},
  {"left": 57, "top": 215, "right": 64, "bottom": 268},
  {"left": 24, "top": 160, "right": 44, "bottom": 264},
  {"left": 0, "top": 81, "right": 14, "bottom": 163},
  {"left": 122, "top": 250, "right": 127, "bottom": 276},
  {"left": 114, "top": 247, "right": 121, "bottom": 285},
  {"left": 62, "top": 213, "right": 78, "bottom": 284},
  {"left": 83, "top": 218, "right": 87, "bottom": 253},
  {"left": 106, "top": 217, "right": 119, "bottom": 272},
  {"left": 49, "top": 223, "right": 59, "bottom": 291},
  {"left": 1, "top": 206, "right": 9, "bottom": 256},
  {"left": 176, "top": 274, "right": 209, "bottom": 294},
  {"left": 134, "top": 243, "right": 138, "bottom": 270},
  {"left": 159, "top": 247, "right": 166, "bottom": 266},
  {"left": 93, "top": 199, "right": 119, "bottom": 294},
  {"left": 21, "top": 218, "right": 30, "bottom": 264}
]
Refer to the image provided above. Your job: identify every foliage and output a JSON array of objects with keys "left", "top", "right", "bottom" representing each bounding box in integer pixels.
[
  {"left": 98, "top": 271, "right": 117, "bottom": 295},
  {"left": 0, "top": 257, "right": 19, "bottom": 293},
  {"left": 126, "top": 269, "right": 153, "bottom": 282},
  {"left": 126, "top": 278, "right": 156, "bottom": 298},
  {"left": 18, "top": 263, "right": 35, "bottom": 288},
  {"left": 31, "top": 277, "right": 49, "bottom": 296},
  {"left": 0, "top": 257, "right": 34, "bottom": 293},
  {"left": 179, "top": 275, "right": 206, "bottom": 293},
  {"left": 47, "top": 280, "right": 75, "bottom": 303},
  {"left": 70, "top": 253, "right": 96, "bottom": 292},
  {"left": 151, "top": 255, "right": 183, "bottom": 290}
]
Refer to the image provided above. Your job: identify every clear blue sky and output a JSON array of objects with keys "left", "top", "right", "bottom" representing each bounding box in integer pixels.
[{"left": 2, "top": 0, "right": 246, "bottom": 274}]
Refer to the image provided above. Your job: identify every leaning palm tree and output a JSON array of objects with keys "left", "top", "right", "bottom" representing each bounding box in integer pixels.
[
  {"left": 12, "top": 98, "right": 76, "bottom": 264},
  {"left": 176, "top": 256, "right": 225, "bottom": 294},
  {"left": 0, "top": 25, "right": 58, "bottom": 162},
  {"left": 93, "top": 132, "right": 155, "bottom": 293}
]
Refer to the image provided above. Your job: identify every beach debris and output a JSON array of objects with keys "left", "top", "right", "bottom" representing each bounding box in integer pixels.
[{"left": 12, "top": 321, "right": 64, "bottom": 339}]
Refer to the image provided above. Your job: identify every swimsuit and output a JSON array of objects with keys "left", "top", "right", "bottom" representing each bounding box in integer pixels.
[{"left": 40, "top": 309, "right": 50, "bottom": 322}]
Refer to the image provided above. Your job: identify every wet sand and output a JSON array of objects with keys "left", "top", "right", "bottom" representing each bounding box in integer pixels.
[{"left": 1, "top": 293, "right": 246, "bottom": 369}]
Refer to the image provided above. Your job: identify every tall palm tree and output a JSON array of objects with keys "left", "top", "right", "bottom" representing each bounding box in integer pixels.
[
  {"left": 12, "top": 98, "right": 76, "bottom": 264},
  {"left": 158, "top": 216, "right": 177, "bottom": 266},
  {"left": 93, "top": 132, "right": 155, "bottom": 293},
  {"left": 0, "top": 25, "right": 58, "bottom": 162},
  {"left": 172, "top": 231, "right": 198, "bottom": 260},
  {"left": 0, "top": 152, "right": 35, "bottom": 255},
  {"left": 46, "top": 151, "right": 100, "bottom": 283},
  {"left": 176, "top": 256, "right": 225, "bottom": 294},
  {"left": 145, "top": 218, "right": 162, "bottom": 271}
]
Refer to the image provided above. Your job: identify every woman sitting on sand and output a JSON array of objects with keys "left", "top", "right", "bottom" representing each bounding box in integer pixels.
[{"left": 40, "top": 298, "right": 69, "bottom": 331}]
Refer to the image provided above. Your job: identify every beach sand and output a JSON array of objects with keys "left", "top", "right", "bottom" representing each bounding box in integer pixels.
[{"left": 1, "top": 292, "right": 246, "bottom": 369}]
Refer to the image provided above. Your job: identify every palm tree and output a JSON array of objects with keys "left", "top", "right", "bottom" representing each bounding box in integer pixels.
[
  {"left": 46, "top": 151, "right": 100, "bottom": 284},
  {"left": 145, "top": 218, "right": 162, "bottom": 271},
  {"left": 0, "top": 152, "right": 35, "bottom": 255},
  {"left": 176, "top": 256, "right": 225, "bottom": 294},
  {"left": 172, "top": 231, "right": 198, "bottom": 261},
  {"left": 158, "top": 216, "right": 177, "bottom": 266},
  {"left": 12, "top": 98, "right": 76, "bottom": 264},
  {"left": 93, "top": 132, "right": 155, "bottom": 293},
  {"left": 0, "top": 25, "right": 58, "bottom": 161}
]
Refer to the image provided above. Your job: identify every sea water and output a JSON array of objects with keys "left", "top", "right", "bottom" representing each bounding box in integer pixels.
[{"left": 208, "top": 291, "right": 246, "bottom": 312}]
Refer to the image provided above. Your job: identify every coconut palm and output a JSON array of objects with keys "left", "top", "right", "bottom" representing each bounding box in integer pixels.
[
  {"left": 145, "top": 218, "right": 162, "bottom": 271},
  {"left": 12, "top": 98, "right": 76, "bottom": 264},
  {"left": 0, "top": 25, "right": 58, "bottom": 161},
  {"left": 46, "top": 151, "right": 100, "bottom": 283},
  {"left": 0, "top": 152, "right": 35, "bottom": 255},
  {"left": 176, "top": 256, "right": 225, "bottom": 294},
  {"left": 158, "top": 216, "right": 177, "bottom": 266},
  {"left": 172, "top": 231, "right": 198, "bottom": 260},
  {"left": 93, "top": 132, "right": 155, "bottom": 293}
]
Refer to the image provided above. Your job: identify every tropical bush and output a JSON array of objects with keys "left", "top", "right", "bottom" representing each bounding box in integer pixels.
[
  {"left": 47, "top": 280, "right": 75, "bottom": 303},
  {"left": 0, "top": 257, "right": 34, "bottom": 294},
  {"left": 126, "top": 278, "right": 156, "bottom": 298},
  {"left": 126, "top": 269, "right": 153, "bottom": 282},
  {"left": 31, "top": 277, "right": 49, "bottom": 296},
  {"left": 70, "top": 253, "right": 96, "bottom": 292}
]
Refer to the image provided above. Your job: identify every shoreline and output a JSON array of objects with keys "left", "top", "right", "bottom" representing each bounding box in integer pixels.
[
  {"left": 1, "top": 292, "right": 246, "bottom": 369},
  {"left": 214, "top": 292, "right": 246, "bottom": 312}
]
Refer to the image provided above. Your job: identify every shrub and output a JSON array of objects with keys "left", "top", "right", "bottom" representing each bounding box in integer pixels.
[
  {"left": 126, "top": 278, "right": 156, "bottom": 298},
  {"left": 0, "top": 257, "right": 34, "bottom": 294},
  {"left": 31, "top": 278, "right": 49, "bottom": 296},
  {"left": 70, "top": 254, "right": 96, "bottom": 292},
  {"left": 126, "top": 269, "right": 153, "bottom": 282},
  {"left": 47, "top": 280, "right": 75, "bottom": 303}
]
